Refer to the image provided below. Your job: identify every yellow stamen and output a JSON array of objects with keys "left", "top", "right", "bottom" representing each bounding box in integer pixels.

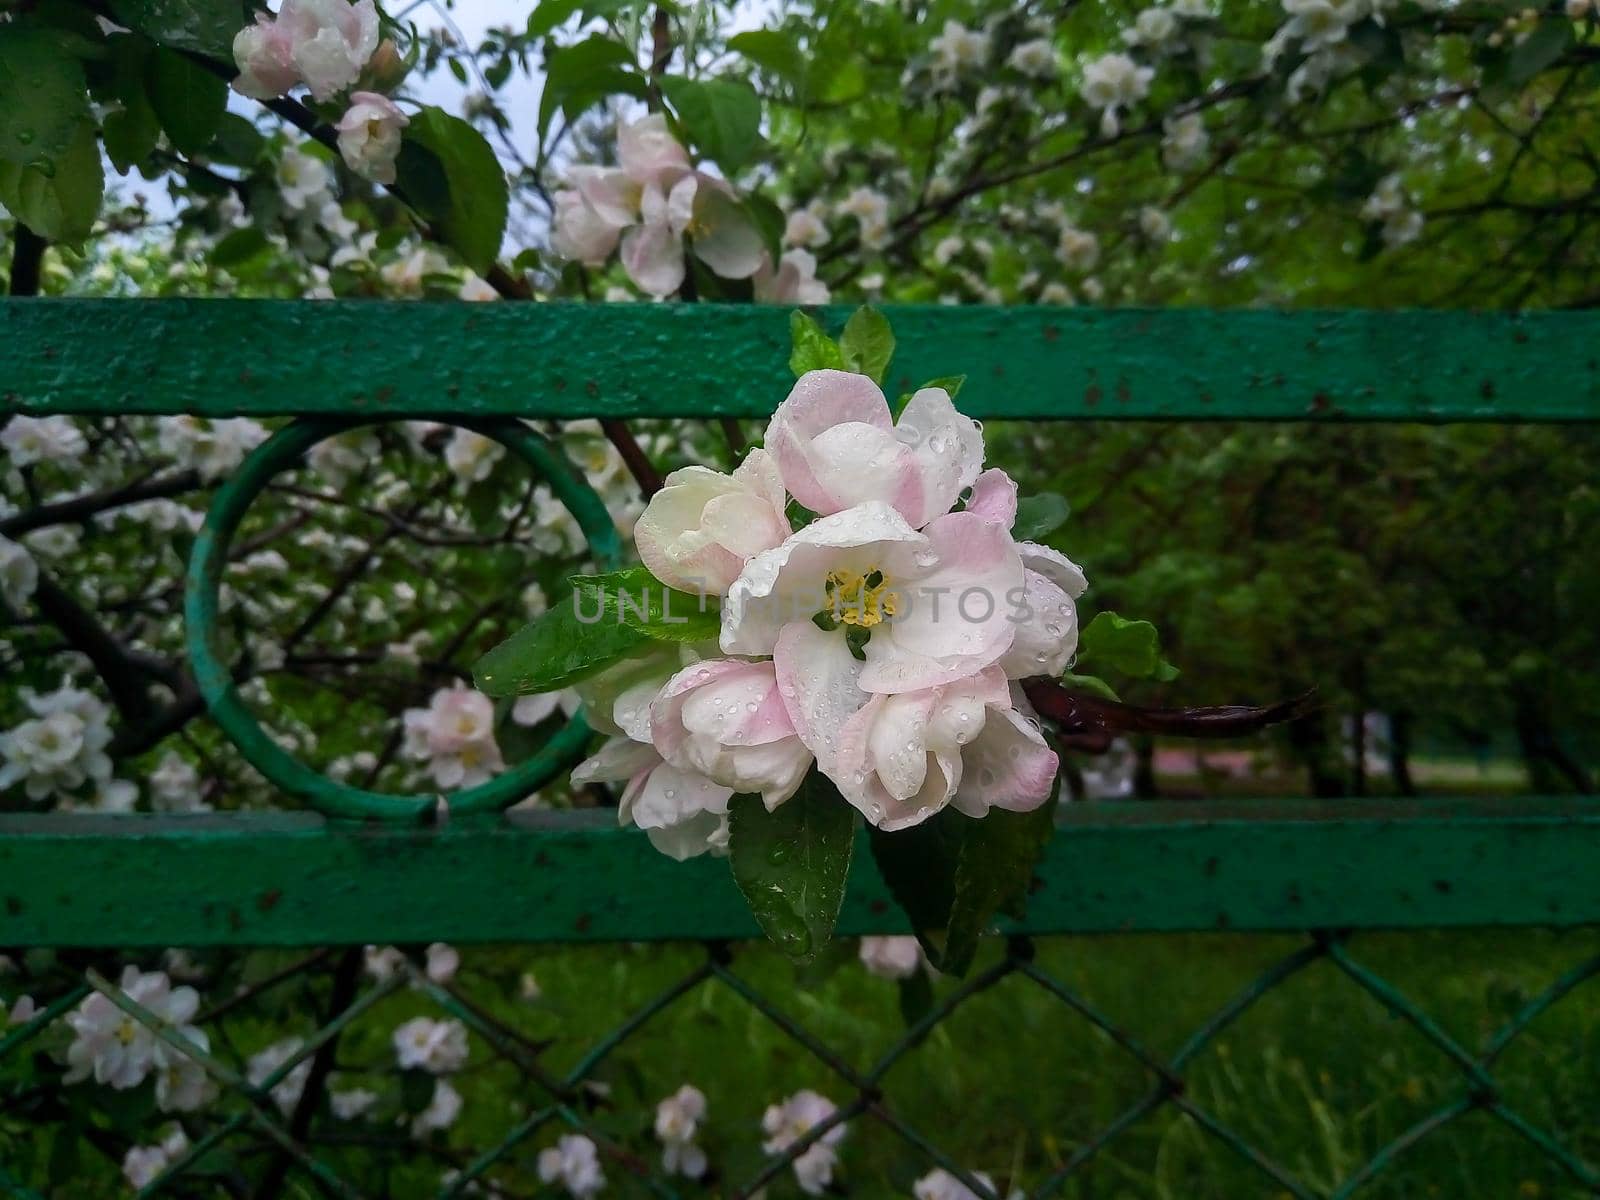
[{"left": 824, "top": 568, "right": 898, "bottom": 628}]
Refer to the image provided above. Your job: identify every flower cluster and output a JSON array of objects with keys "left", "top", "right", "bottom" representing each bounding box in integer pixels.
[
  {"left": 655, "top": 1083, "right": 709, "bottom": 1178},
  {"left": 553, "top": 115, "right": 817, "bottom": 301},
  {"left": 402, "top": 685, "right": 506, "bottom": 790},
  {"left": 63, "top": 969, "right": 216, "bottom": 1113},
  {"left": 1360, "top": 173, "right": 1424, "bottom": 248},
  {"left": 0, "top": 682, "right": 128, "bottom": 807},
  {"left": 566, "top": 367, "right": 1083, "bottom": 856},
  {"left": 232, "top": 0, "right": 409, "bottom": 183},
  {"left": 762, "top": 1089, "right": 848, "bottom": 1194}
]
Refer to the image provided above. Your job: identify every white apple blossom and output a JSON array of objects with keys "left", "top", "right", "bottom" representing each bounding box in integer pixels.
[
  {"left": 1007, "top": 38, "right": 1057, "bottom": 76},
  {"left": 1140, "top": 205, "right": 1173, "bottom": 241},
  {"left": 0, "top": 535, "right": 37, "bottom": 610},
  {"left": 552, "top": 115, "right": 764, "bottom": 297},
  {"left": 569, "top": 648, "right": 735, "bottom": 860},
  {"left": 248, "top": 1037, "right": 313, "bottom": 1116},
  {"left": 335, "top": 91, "right": 408, "bottom": 184},
  {"left": 64, "top": 969, "right": 202, "bottom": 1099},
  {"left": 424, "top": 942, "right": 459, "bottom": 984},
  {"left": 634, "top": 448, "right": 792, "bottom": 594},
  {"left": 276, "top": 147, "right": 331, "bottom": 211},
  {"left": 1057, "top": 227, "right": 1100, "bottom": 271},
  {"left": 1123, "top": 7, "right": 1181, "bottom": 48},
  {"left": 762, "top": 1090, "right": 847, "bottom": 1196},
  {"left": 538, "top": 1133, "right": 606, "bottom": 1198},
  {"left": 443, "top": 428, "right": 505, "bottom": 485},
  {"left": 929, "top": 20, "right": 990, "bottom": 82},
  {"left": 655, "top": 1084, "right": 708, "bottom": 1178},
  {"left": 5, "top": 995, "right": 37, "bottom": 1026},
  {"left": 364, "top": 944, "right": 406, "bottom": 981},
  {"left": 307, "top": 428, "right": 379, "bottom": 488},
  {"left": 147, "top": 750, "right": 210, "bottom": 812},
  {"left": 0, "top": 682, "right": 115, "bottom": 803},
  {"left": 331, "top": 1086, "right": 379, "bottom": 1119},
  {"left": 121, "top": 1129, "right": 190, "bottom": 1190},
  {"left": 157, "top": 416, "right": 270, "bottom": 483},
  {"left": 859, "top": 935, "right": 923, "bottom": 980},
  {"left": 784, "top": 207, "right": 829, "bottom": 248},
  {"left": 459, "top": 275, "right": 499, "bottom": 301},
  {"left": 232, "top": 14, "right": 298, "bottom": 98},
  {"left": 393, "top": 1016, "right": 469, "bottom": 1074},
  {"left": 1079, "top": 52, "right": 1155, "bottom": 136},
  {"left": 755, "top": 248, "right": 831, "bottom": 304},
  {"left": 1039, "top": 281, "right": 1075, "bottom": 305},
  {"left": 402, "top": 686, "right": 505, "bottom": 790},
  {"left": 915, "top": 1167, "right": 1005, "bottom": 1200},
  {"left": 1, "top": 415, "right": 86, "bottom": 467},
  {"left": 1362, "top": 175, "right": 1424, "bottom": 247},
  {"left": 154, "top": 1029, "right": 219, "bottom": 1112},
  {"left": 411, "top": 1078, "right": 463, "bottom": 1136},
  {"left": 281, "top": 0, "right": 380, "bottom": 101},
  {"left": 762, "top": 370, "right": 984, "bottom": 530},
  {"left": 649, "top": 658, "right": 813, "bottom": 809},
  {"left": 1162, "top": 112, "right": 1210, "bottom": 170}
]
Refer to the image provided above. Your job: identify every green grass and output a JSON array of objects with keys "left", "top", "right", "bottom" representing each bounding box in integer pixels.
[{"left": 330, "top": 930, "right": 1600, "bottom": 1197}]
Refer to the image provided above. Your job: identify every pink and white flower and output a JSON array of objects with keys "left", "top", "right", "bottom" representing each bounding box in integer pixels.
[
  {"left": 402, "top": 686, "right": 505, "bottom": 790},
  {"left": 650, "top": 659, "right": 812, "bottom": 809},
  {"left": 858, "top": 935, "right": 924, "bottom": 980},
  {"left": 634, "top": 449, "right": 792, "bottom": 595},
  {"left": 722, "top": 502, "right": 1023, "bottom": 694},
  {"left": 232, "top": 0, "right": 380, "bottom": 102},
  {"left": 655, "top": 1083, "right": 708, "bottom": 1178},
  {"left": 551, "top": 115, "right": 766, "bottom": 297},
  {"left": 763, "top": 370, "right": 984, "bottom": 529},
  {"left": 335, "top": 91, "right": 408, "bottom": 184},
  {"left": 762, "top": 1090, "right": 847, "bottom": 1196},
  {"left": 538, "top": 1133, "right": 606, "bottom": 1198}
]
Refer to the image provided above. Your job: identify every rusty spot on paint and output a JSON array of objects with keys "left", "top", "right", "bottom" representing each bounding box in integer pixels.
[
  {"left": 1085, "top": 384, "right": 1102, "bottom": 407},
  {"left": 238, "top": 368, "right": 253, "bottom": 386},
  {"left": 1479, "top": 379, "right": 1496, "bottom": 399},
  {"left": 869, "top": 899, "right": 888, "bottom": 914},
  {"left": 585, "top": 380, "right": 600, "bottom": 399},
  {"left": 1042, "top": 324, "right": 1059, "bottom": 342},
  {"left": 1309, "top": 393, "right": 1332, "bottom": 415},
  {"left": 992, "top": 363, "right": 1005, "bottom": 378},
  {"left": 553, "top": 377, "right": 568, "bottom": 393},
  {"left": 4, "top": 895, "right": 21, "bottom": 916},
  {"left": 1204, "top": 856, "right": 1220, "bottom": 877},
  {"left": 1215, "top": 911, "right": 1232, "bottom": 929},
  {"left": 258, "top": 888, "right": 283, "bottom": 912},
  {"left": 1512, "top": 328, "right": 1530, "bottom": 344},
  {"left": 375, "top": 386, "right": 395, "bottom": 406},
  {"left": 1432, "top": 879, "right": 1453, "bottom": 894},
  {"left": 1115, "top": 379, "right": 1132, "bottom": 404},
  {"left": 574, "top": 912, "right": 592, "bottom": 933},
  {"left": 227, "top": 908, "right": 243, "bottom": 931},
  {"left": 1285, "top": 883, "right": 1303, "bottom": 906}
]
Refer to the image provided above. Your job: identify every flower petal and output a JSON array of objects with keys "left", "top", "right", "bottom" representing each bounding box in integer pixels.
[
  {"left": 966, "top": 467, "right": 1018, "bottom": 527},
  {"left": 952, "top": 705, "right": 1058, "bottom": 816},
  {"left": 774, "top": 621, "right": 870, "bottom": 776},
  {"left": 897, "top": 386, "right": 985, "bottom": 527},
  {"left": 690, "top": 183, "right": 767, "bottom": 280},
  {"left": 621, "top": 221, "right": 686, "bottom": 297},
  {"left": 765, "top": 370, "right": 895, "bottom": 514}
]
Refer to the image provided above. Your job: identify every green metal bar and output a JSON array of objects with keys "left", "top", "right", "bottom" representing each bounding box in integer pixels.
[
  {"left": 6, "top": 800, "right": 1600, "bottom": 947},
  {"left": 182, "top": 416, "right": 620, "bottom": 824},
  {"left": 5, "top": 301, "right": 1600, "bottom": 422},
  {"left": 1328, "top": 1098, "right": 1473, "bottom": 1200},
  {"left": 437, "top": 1105, "right": 559, "bottom": 1199}
]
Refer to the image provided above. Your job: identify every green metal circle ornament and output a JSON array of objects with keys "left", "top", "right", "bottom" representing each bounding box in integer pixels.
[{"left": 184, "top": 415, "right": 624, "bottom": 824}]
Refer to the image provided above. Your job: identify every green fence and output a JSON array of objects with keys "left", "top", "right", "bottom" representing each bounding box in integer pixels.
[{"left": 2, "top": 302, "right": 1599, "bottom": 1197}]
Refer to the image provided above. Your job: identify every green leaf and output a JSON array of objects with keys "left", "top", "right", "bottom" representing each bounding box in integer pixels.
[
  {"left": 0, "top": 119, "right": 104, "bottom": 247},
  {"left": 1059, "top": 672, "right": 1120, "bottom": 702},
  {"left": 108, "top": 0, "right": 249, "bottom": 57},
  {"left": 538, "top": 36, "right": 643, "bottom": 139},
  {"left": 472, "top": 589, "right": 647, "bottom": 696},
  {"left": 1507, "top": 19, "right": 1574, "bottom": 86},
  {"left": 896, "top": 375, "right": 965, "bottom": 415},
  {"left": 728, "top": 29, "right": 806, "bottom": 86},
  {"left": 868, "top": 817, "right": 963, "bottom": 966},
  {"left": 210, "top": 226, "right": 269, "bottom": 267},
  {"left": 527, "top": 0, "right": 585, "bottom": 39},
  {"left": 100, "top": 38, "right": 160, "bottom": 175},
  {"left": 897, "top": 969, "right": 934, "bottom": 1027},
  {"left": 569, "top": 566, "right": 721, "bottom": 643},
  {"left": 728, "top": 773, "right": 856, "bottom": 962},
  {"left": 209, "top": 113, "right": 266, "bottom": 167},
  {"left": 0, "top": 21, "right": 90, "bottom": 169},
  {"left": 399, "top": 107, "right": 509, "bottom": 274},
  {"left": 1076, "top": 612, "right": 1180, "bottom": 682},
  {"left": 659, "top": 75, "right": 762, "bottom": 172},
  {"left": 942, "top": 782, "right": 1060, "bottom": 975},
  {"left": 145, "top": 46, "right": 225, "bottom": 157},
  {"left": 790, "top": 310, "right": 844, "bottom": 377},
  {"left": 839, "top": 305, "right": 894, "bottom": 385},
  {"left": 1012, "top": 492, "right": 1071, "bottom": 541},
  {"left": 743, "top": 191, "right": 785, "bottom": 265}
]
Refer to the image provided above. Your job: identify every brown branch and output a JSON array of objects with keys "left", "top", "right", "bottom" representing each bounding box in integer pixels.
[
  {"left": 600, "top": 418, "right": 664, "bottom": 497},
  {"left": 1023, "top": 678, "right": 1319, "bottom": 741},
  {"left": 29, "top": 572, "right": 155, "bottom": 720},
  {"left": 8, "top": 225, "right": 44, "bottom": 296},
  {"left": 0, "top": 469, "right": 201, "bottom": 539}
]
